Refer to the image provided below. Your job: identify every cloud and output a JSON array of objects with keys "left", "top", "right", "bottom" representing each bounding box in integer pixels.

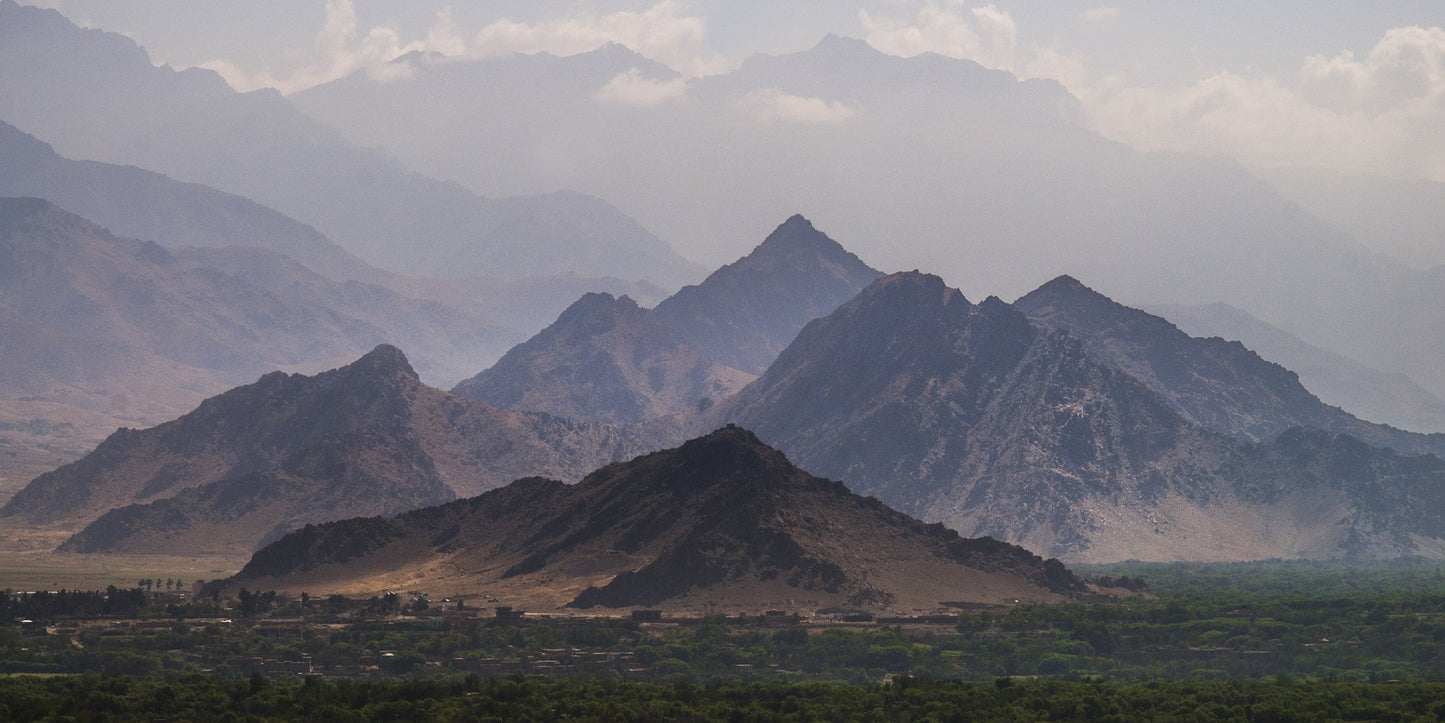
[
  {"left": 1082, "top": 26, "right": 1445, "bottom": 180},
  {"left": 199, "top": 0, "right": 726, "bottom": 95},
  {"left": 200, "top": 0, "right": 435, "bottom": 93},
  {"left": 858, "top": 1, "right": 1083, "bottom": 85},
  {"left": 743, "top": 89, "right": 857, "bottom": 124},
  {"left": 1299, "top": 26, "right": 1445, "bottom": 113},
  {"left": 860, "top": 2, "right": 1019, "bottom": 72},
  {"left": 594, "top": 68, "right": 689, "bottom": 107},
  {"left": 856, "top": 4, "right": 1445, "bottom": 180},
  {"left": 472, "top": 1, "right": 726, "bottom": 78}
]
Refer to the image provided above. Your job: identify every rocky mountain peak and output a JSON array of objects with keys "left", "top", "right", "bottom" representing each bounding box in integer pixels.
[
  {"left": 344, "top": 343, "right": 419, "bottom": 383},
  {"left": 451, "top": 289, "right": 753, "bottom": 425},
  {"left": 552, "top": 291, "right": 642, "bottom": 330},
  {"left": 753, "top": 214, "right": 851, "bottom": 262},
  {"left": 650, "top": 215, "right": 883, "bottom": 374},
  {"left": 830, "top": 272, "right": 978, "bottom": 336}
]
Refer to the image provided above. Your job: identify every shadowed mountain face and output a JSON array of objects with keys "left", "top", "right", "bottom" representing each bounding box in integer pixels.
[
  {"left": 0, "top": 1, "right": 700, "bottom": 287},
  {"left": 652, "top": 215, "right": 883, "bottom": 374},
  {"left": 0, "top": 345, "right": 671, "bottom": 556},
  {"left": 1015, "top": 276, "right": 1445, "bottom": 456},
  {"left": 710, "top": 272, "right": 1445, "bottom": 561},
  {"left": 221, "top": 426, "right": 1091, "bottom": 612},
  {"left": 452, "top": 292, "right": 753, "bottom": 425}
]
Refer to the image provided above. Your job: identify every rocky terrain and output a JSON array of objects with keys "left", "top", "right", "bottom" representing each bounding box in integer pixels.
[
  {"left": 710, "top": 272, "right": 1445, "bottom": 561},
  {"left": 0, "top": 345, "right": 670, "bottom": 555},
  {"left": 652, "top": 215, "right": 882, "bottom": 374},
  {"left": 453, "top": 292, "right": 753, "bottom": 425},
  {"left": 219, "top": 426, "right": 1092, "bottom": 613},
  {"left": 1015, "top": 275, "right": 1445, "bottom": 455}
]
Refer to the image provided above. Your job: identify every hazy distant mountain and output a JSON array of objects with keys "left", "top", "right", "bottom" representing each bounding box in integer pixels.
[
  {"left": 711, "top": 272, "right": 1445, "bottom": 561},
  {"left": 0, "top": 120, "right": 683, "bottom": 384},
  {"left": 652, "top": 215, "right": 883, "bottom": 374},
  {"left": 285, "top": 31, "right": 1445, "bottom": 403},
  {"left": 453, "top": 292, "right": 753, "bottom": 425},
  {"left": 0, "top": 196, "right": 519, "bottom": 385},
  {"left": 1257, "top": 165, "right": 1445, "bottom": 271},
  {"left": 0, "top": 1, "right": 700, "bottom": 287},
  {"left": 294, "top": 43, "right": 682, "bottom": 203},
  {"left": 0, "top": 120, "right": 393, "bottom": 285},
  {"left": 0, "top": 197, "right": 368, "bottom": 386},
  {"left": 0, "top": 198, "right": 522, "bottom": 502},
  {"left": 1, "top": 345, "right": 669, "bottom": 556},
  {"left": 1150, "top": 301, "right": 1445, "bottom": 435},
  {"left": 1015, "top": 276, "right": 1445, "bottom": 453},
  {"left": 219, "top": 426, "right": 1091, "bottom": 612}
]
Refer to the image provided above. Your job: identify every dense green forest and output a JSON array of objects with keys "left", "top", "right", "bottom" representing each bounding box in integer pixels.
[{"left": 3, "top": 559, "right": 1444, "bottom": 718}]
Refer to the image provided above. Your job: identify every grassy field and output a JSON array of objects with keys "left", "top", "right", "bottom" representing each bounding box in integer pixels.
[{"left": 0, "top": 552, "right": 245, "bottom": 592}]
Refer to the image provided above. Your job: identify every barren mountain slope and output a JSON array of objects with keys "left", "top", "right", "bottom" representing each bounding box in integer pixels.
[{"left": 220, "top": 427, "right": 1093, "bottom": 613}]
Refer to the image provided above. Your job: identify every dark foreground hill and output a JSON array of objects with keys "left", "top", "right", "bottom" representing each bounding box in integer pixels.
[
  {"left": 219, "top": 427, "right": 1094, "bottom": 613},
  {"left": 710, "top": 272, "right": 1445, "bottom": 561},
  {"left": 0, "top": 346, "right": 669, "bottom": 556}
]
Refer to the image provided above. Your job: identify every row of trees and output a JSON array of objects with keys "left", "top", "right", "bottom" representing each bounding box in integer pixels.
[{"left": 4, "top": 674, "right": 1445, "bottom": 721}]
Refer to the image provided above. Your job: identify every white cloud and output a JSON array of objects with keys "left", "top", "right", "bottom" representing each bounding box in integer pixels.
[
  {"left": 858, "top": 1, "right": 1083, "bottom": 86},
  {"left": 1299, "top": 26, "right": 1445, "bottom": 113},
  {"left": 200, "top": 0, "right": 436, "bottom": 93},
  {"left": 1082, "top": 26, "right": 1445, "bottom": 181},
  {"left": 743, "top": 88, "right": 857, "bottom": 125},
  {"left": 594, "top": 68, "right": 689, "bottom": 107},
  {"left": 861, "top": 2, "right": 1019, "bottom": 72},
  {"left": 472, "top": 1, "right": 726, "bottom": 78},
  {"left": 856, "top": 4, "right": 1445, "bottom": 180},
  {"left": 198, "top": 0, "right": 726, "bottom": 95}
]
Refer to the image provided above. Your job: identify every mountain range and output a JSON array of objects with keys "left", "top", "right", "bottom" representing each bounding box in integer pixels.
[
  {"left": 1147, "top": 301, "right": 1445, "bottom": 436},
  {"left": 0, "top": 0, "right": 700, "bottom": 288},
  {"left": 0, "top": 195, "right": 506, "bottom": 493},
  {"left": 708, "top": 271, "right": 1445, "bottom": 561},
  {"left": 217, "top": 426, "right": 1094, "bottom": 613},
  {"left": 285, "top": 28, "right": 1445, "bottom": 419},
  {"left": 0, "top": 345, "right": 669, "bottom": 555},
  {"left": 4, "top": 0, "right": 1445, "bottom": 577},
  {"left": 1013, "top": 276, "right": 1445, "bottom": 457}
]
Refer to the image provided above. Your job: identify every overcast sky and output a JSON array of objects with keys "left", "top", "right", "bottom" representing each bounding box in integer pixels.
[{"left": 24, "top": 0, "right": 1445, "bottom": 182}]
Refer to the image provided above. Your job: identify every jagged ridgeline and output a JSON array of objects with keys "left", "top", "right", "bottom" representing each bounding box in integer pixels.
[
  {"left": 216, "top": 426, "right": 1096, "bottom": 612},
  {"left": 710, "top": 271, "right": 1445, "bottom": 561},
  {"left": 451, "top": 214, "right": 881, "bottom": 425},
  {"left": 0, "top": 345, "right": 670, "bottom": 556}
]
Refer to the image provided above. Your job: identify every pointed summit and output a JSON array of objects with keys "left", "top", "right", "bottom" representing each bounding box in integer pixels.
[
  {"left": 347, "top": 343, "right": 419, "bottom": 382},
  {"left": 653, "top": 215, "right": 883, "bottom": 374}
]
